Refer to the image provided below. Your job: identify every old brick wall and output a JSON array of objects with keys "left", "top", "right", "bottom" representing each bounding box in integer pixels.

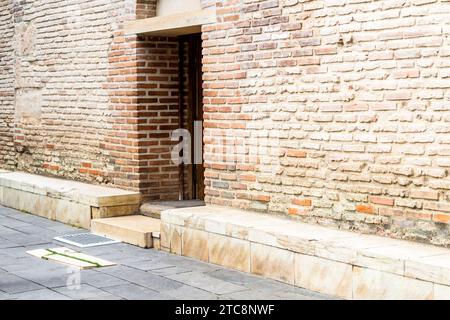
[
  {"left": 0, "top": 1, "right": 15, "bottom": 168},
  {"left": 202, "top": 0, "right": 450, "bottom": 246},
  {"left": 106, "top": 0, "right": 184, "bottom": 199},
  {"left": 0, "top": 0, "right": 162, "bottom": 190},
  {"left": 2, "top": 0, "right": 144, "bottom": 184}
]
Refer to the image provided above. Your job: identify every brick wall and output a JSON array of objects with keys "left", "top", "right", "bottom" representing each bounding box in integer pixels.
[
  {"left": 105, "top": 0, "right": 185, "bottom": 199},
  {"left": 2, "top": 0, "right": 142, "bottom": 183},
  {"left": 202, "top": 0, "right": 450, "bottom": 246},
  {"left": 0, "top": 1, "right": 15, "bottom": 168}
]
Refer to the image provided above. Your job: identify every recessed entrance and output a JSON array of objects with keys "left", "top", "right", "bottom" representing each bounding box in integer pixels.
[{"left": 178, "top": 33, "right": 204, "bottom": 201}]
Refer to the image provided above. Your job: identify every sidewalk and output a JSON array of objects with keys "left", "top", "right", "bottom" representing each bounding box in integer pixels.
[{"left": 0, "top": 205, "right": 333, "bottom": 300}]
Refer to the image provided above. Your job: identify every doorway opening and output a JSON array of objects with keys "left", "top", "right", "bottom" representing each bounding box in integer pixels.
[{"left": 178, "top": 33, "right": 204, "bottom": 201}]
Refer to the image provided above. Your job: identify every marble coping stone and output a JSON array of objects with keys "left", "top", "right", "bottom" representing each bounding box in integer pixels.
[
  {"left": 161, "top": 205, "right": 450, "bottom": 289},
  {"left": 0, "top": 171, "right": 140, "bottom": 207}
]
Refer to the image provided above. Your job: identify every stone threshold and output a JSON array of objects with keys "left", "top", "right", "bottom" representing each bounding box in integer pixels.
[
  {"left": 140, "top": 200, "right": 205, "bottom": 219},
  {"left": 160, "top": 205, "right": 450, "bottom": 300},
  {"left": 0, "top": 171, "right": 141, "bottom": 229}
]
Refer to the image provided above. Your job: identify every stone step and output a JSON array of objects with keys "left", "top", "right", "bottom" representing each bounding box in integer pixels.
[
  {"left": 140, "top": 200, "right": 205, "bottom": 219},
  {"left": 0, "top": 171, "right": 141, "bottom": 228},
  {"left": 91, "top": 215, "right": 160, "bottom": 248}
]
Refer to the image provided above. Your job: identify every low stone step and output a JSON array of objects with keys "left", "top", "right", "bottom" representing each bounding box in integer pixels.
[
  {"left": 0, "top": 171, "right": 140, "bottom": 228},
  {"left": 91, "top": 215, "right": 160, "bottom": 248},
  {"left": 140, "top": 200, "right": 205, "bottom": 219}
]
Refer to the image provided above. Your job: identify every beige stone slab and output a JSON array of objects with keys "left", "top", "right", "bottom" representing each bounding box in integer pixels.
[
  {"left": 434, "top": 284, "right": 450, "bottom": 300},
  {"left": 140, "top": 200, "right": 205, "bottom": 218},
  {"left": 27, "top": 249, "right": 53, "bottom": 259},
  {"left": 91, "top": 216, "right": 160, "bottom": 248},
  {"left": 356, "top": 242, "right": 449, "bottom": 276},
  {"left": 0, "top": 171, "right": 140, "bottom": 207},
  {"left": 28, "top": 247, "right": 99, "bottom": 269},
  {"left": 295, "top": 253, "right": 353, "bottom": 299},
  {"left": 170, "top": 225, "right": 183, "bottom": 255},
  {"left": 405, "top": 254, "right": 450, "bottom": 286},
  {"left": 249, "top": 222, "right": 355, "bottom": 256},
  {"left": 47, "top": 253, "right": 97, "bottom": 270},
  {"left": 92, "top": 204, "right": 139, "bottom": 219},
  {"left": 208, "top": 233, "right": 250, "bottom": 273},
  {"left": 162, "top": 209, "right": 196, "bottom": 227},
  {"left": 160, "top": 222, "right": 171, "bottom": 249},
  {"left": 250, "top": 243, "right": 295, "bottom": 285},
  {"left": 49, "top": 248, "right": 115, "bottom": 267},
  {"left": 353, "top": 267, "right": 434, "bottom": 300},
  {"left": 315, "top": 234, "right": 400, "bottom": 264},
  {"left": 2, "top": 187, "right": 91, "bottom": 228},
  {"left": 182, "top": 228, "right": 209, "bottom": 262}
]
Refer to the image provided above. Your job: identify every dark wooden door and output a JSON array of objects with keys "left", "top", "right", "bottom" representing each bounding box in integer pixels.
[{"left": 187, "top": 34, "right": 204, "bottom": 200}]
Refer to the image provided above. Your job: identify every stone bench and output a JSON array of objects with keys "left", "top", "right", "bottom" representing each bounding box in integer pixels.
[
  {"left": 0, "top": 171, "right": 140, "bottom": 229},
  {"left": 160, "top": 205, "right": 450, "bottom": 300}
]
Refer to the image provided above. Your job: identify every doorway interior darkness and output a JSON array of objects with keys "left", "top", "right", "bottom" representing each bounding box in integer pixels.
[{"left": 177, "top": 33, "right": 204, "bottom": 201}]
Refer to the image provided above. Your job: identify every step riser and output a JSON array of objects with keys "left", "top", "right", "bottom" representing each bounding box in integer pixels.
[
  {"left": 91, "top": 222, "right": 153, "bottom": 248},
  {"left": 91, "top": 215, "right": 161, "bottom": 249}
]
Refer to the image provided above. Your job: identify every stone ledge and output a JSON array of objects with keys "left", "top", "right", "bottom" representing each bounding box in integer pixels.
[
  {"left": 160, "top": 205, "right": 450, "bottom": 300},
  {"left": 0, "top": 171, "right": 141, "bottom": 228}
]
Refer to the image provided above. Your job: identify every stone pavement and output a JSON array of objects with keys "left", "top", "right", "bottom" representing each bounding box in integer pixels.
[{"left": 0, "top": 205, "right": 333, "bottom": 300}]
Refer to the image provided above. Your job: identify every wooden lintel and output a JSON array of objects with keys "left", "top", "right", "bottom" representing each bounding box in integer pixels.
[{"left": 124, "top": 8, "right": 216, "bottom": 36}]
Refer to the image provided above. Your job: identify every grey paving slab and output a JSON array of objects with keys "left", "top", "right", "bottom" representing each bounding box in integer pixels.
[
  {"left": 102, "top": 284, "right": 172, "bottom": 300},
  {"left": 221, "top": 289, "right": 285, "bottom": 300},
  {"left": 80, "top": 270, "right": 128, "bottom": 289},
  {"left": 0, "top": 274, "right": 45, "bottom": 294},
  {"left": 0, "top": 291, "right": 13, "bottom": 300},
  {"left": 206, "top": 269, "right": 266, "bottom": 285},
  {"left": 53, "top": 284, "right": 115, "bottom": 300},
  {"left": 122, "top": 259, "right": 175, "bottom": 271},
  {"left": 0, "top": 205, "right": 332, "bottom": 300},
  {"left": 100, "top": 265, "right": 184, "bottom": 292},
  {"left": 149, "top": 266, "right": 191, "bottom": 276},
  {"left": 162, "top": 285, "right": 219, "bottom": 300},
  {"left": 167, "top": 271, "right": 248, "bottom": 295},
  {"left": 11, "top": 268, "right": 71, "bottom": 288},
  {"left": 10, "top": 288, "right": 71, "bottom": 300}
]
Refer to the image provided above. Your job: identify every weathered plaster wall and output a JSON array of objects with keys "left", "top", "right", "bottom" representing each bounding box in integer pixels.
[{"left": 202, "top": 0, "right": 450, "bottom": 246}]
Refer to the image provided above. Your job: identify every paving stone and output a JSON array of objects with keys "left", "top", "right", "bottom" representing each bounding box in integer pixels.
[
  {"left": 80, "top": 270, "right": 128, "bottom": 288},
  {"left": 10, "top": 288, "right": 71, "bottom": 300},
  {"left": 11, "top": 267, "right": 71, "bottom": 288},
  {"left": 162, "top": 285, "right": 219, "bottom": 300},
  {"left": 221, "top": 289, "right": 285, "bottom": 300},
  {"left": 83, "top": 294, "right": 123, "bottom": 300},
  {"left": 0, "top": 218, "right": 30, "bottom": 228},
  {"left": 0, "top": 274, "right": 45, "bottom": 294},
  {"left": 206, "top": 269, "right": 265, "bottom": 286},
  {"left": 0, "top": 291, "right": 13, "bottom": 300},
  {"left": 122, "top": 259, "right": 175, "bottom": 271},
  {"left": 150, "top": 266, "right": 191, "bottom": 276},
  {"left": 53, "top": 284, "right": 115, "bottom": 300},
  {"left": 102, "top": 284, "right": 172, "bottom": 300},
  {"left": 100, "top": 265, "right": 184, "bottom": 291},
  {"left": 167, "top": 272, "right": 248, "bottom": 295}
]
